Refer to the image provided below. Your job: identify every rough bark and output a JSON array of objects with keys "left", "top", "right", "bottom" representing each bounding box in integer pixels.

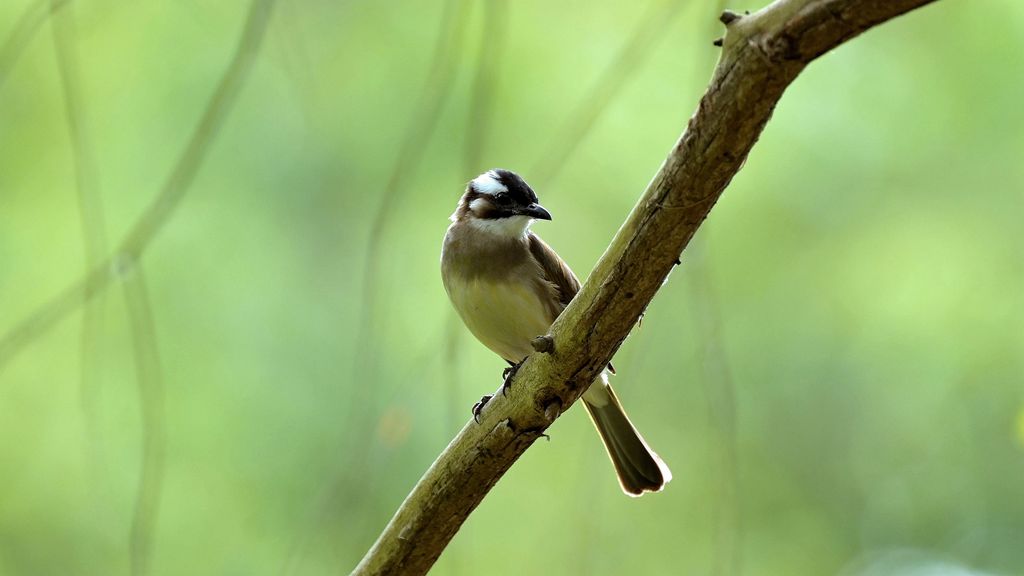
[{"left": 352, "top": 0, "right": 939, "bottom": 574}]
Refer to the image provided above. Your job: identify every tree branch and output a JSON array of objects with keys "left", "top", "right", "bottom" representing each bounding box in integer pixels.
[{"left": 352, "top": 0, "right": 938, "bottom": 574}]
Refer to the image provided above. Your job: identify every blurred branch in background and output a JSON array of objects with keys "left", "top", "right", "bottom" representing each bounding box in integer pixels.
[
  {"left": 347, "top": 0, "right": 470, "bottom": 494},
  {"left": 0, "top": 0, "right": 278, "bottom": 372},
  {"left": 688, "top": 241, "right": 742, "bottom": 576},
  {"left": 436, "top": 7, "right": 508, "bottom": 571},
  {"left": 530, "top": 0, "right": 687, "bottom": 189},
  {"left": 50, "top": 7, "right": 167, "bottom": 572},
  {"left": 441, "top": 0, "right": 510, "bottom": 433},
  {"left": 20, "top": 1, "right": 278, "bottom": 573},
  {"left": 0, "top": 0, "right": 69, "bottom": 92},
  {"left": 49, "top": 0, "right": 108, "bottom": 475},
  {"left": 464, "top": 0, "right": 507, "bottom": 176},
  {"left": 352, "top": 1, "right": 940, "bottom": 573},
  {"left": 686, "top": 2, "right": 741, "bottom": 575},
  {"left": 351, "top": 0, "right": 470, "bottom": 430},
  {"left": 120, "top": 262, "right": 165, "bottom": 576},
  {"left": 283, "top": 2, "right": 472, "bottom": 572}
]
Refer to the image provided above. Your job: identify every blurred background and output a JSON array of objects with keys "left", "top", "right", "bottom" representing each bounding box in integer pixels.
[{"left": 1, "top": 0, "right": 1022, "bottom": 574}]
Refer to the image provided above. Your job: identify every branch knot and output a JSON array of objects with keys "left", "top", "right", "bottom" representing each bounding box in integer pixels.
[
  {"left": 720, "top": 10, "right": 743, "bottom": 25},
  {"left": 530, "top": 335, "right": 555, "bottom": 354}
]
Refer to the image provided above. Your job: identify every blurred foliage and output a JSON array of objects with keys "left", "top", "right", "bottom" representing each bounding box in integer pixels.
[{"left": 1, "top": 1, "right": 1022, "bottom": 575}]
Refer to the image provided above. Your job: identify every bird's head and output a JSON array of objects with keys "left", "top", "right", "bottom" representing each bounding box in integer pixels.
[{"left": 452, "top": 169, "right": 551, "bottom": 237}]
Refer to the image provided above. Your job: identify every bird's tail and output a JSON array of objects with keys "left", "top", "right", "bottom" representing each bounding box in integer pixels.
[{"left": 582, "top": 374, "right": 672, "bottom": 497}]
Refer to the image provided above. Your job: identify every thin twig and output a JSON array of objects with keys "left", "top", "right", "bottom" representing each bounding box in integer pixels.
[
  {"left": 120, "top": 260, "right": 166, "bottom": 576},
  {"left": 0, "top": 0, "right": 278, "bottom": 373}
]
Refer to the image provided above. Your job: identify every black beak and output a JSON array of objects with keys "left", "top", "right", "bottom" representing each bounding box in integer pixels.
[{"left": 520, "top": 203, "right": 552, "bottom": 221}]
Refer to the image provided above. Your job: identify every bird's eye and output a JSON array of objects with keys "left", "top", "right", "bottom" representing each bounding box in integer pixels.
[{"left": 494, "top": 192, "right": 510, "bottom": 203}]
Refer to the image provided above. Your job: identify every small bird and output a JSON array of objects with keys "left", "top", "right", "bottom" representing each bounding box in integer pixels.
[{"left": 440, "top": 169, "right": 671, "bottom": 496}]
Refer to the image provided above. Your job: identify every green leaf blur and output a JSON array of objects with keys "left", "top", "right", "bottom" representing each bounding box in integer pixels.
[{"left": 0, "top": 1, "right": 1021, "bottom": 575}]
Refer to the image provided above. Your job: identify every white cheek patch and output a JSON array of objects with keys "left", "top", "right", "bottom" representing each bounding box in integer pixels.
[
  {"left": 469, "top": 197, "right": 488, "bottom": 214},
  {"left": 471, "top": 171, "right": 508, "bottom": 196}
]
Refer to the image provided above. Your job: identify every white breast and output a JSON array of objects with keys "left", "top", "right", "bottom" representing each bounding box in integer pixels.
[{"left": 446, "top": 276, "right": 551, "bottom": 363}]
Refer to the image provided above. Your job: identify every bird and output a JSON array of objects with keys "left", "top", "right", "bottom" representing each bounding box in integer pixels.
[{"left": 440, "top": 168, "right": 671, "bottom": 496}]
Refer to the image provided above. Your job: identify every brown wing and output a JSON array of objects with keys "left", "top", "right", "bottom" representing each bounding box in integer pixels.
[
  {"left": 527, "top": 232, "right": 580, "bottom": 310},
  {"left": 528, "top": 233, "right": 615, "bottom": 373}
]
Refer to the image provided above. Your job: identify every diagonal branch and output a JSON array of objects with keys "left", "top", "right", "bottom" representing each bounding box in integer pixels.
[{"left": 351, "top": 0, "right": 939, "bottom": 574}]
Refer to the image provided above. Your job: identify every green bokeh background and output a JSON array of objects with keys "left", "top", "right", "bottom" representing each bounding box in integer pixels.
[{"left": 1, "top": 1, "right": 1022, "bottom": 575}]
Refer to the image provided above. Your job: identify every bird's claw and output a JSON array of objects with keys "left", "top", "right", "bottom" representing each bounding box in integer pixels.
[
  {"left": 472, "top": 394, "right": 493, "bottom": 423},
  {"left": 473, "top": 359, "right": 526, "bottom": 422},
  {"left": 501, "top": 361, "right": 522, "bottom": 396}
]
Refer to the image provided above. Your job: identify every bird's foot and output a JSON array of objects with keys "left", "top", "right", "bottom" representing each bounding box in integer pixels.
[
  {"left": 501, "top": 360, "right": 524, "bottom": 397},
  {"left": 472, "top": 394, "right": 494, "bottom": 423}
]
